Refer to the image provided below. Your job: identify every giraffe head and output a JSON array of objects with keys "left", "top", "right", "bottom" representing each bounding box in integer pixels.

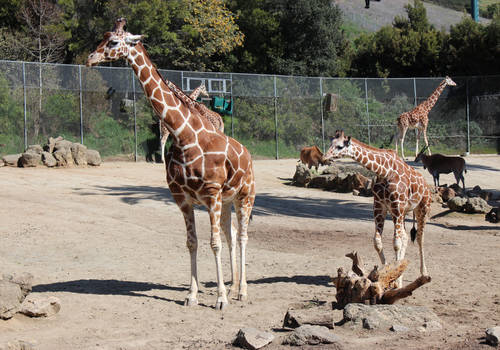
[
  {"left": 199, "top": 84, "right": 209, "bottom": 97},
  {"left": 325, "top": 130, "right": 352, "bottom": 160},
  {"left": 86, "top": 18, "right": 143, "bottom": 67},
  {"left": 445, "top": 76, "right": 457, "bottom": 86}
]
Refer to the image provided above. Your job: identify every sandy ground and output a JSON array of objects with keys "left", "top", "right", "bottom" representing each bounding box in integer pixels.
[{"left": 0, "top": 155, "right": 499, "bottom": 349}]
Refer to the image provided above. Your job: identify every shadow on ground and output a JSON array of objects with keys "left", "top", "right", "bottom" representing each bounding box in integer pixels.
[{"left": 74, "top": 185, "right": 373, "bottom": 221}]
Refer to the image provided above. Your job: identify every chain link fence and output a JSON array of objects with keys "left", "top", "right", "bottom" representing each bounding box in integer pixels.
[{"left": 0, "top": 59, "right": 499, "bottom": 161}]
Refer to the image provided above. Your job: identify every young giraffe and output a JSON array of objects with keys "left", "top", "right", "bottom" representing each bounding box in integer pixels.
[
  {"left": 326, "top": 130, "right": 432, "bottom": 287},
  {"left": 396, "top": 76, "right": 456, "bottom": 159},
  {"left": 159, "top": 83, "right": 210, "bottom": 163},
  {"left": 87, "top": 18, "right": 255, "bottom": 309}
]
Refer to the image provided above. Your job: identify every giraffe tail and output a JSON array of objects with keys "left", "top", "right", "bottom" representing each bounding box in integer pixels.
[{"left": 410, "top": 212, "right": 417, "bottom": 242}]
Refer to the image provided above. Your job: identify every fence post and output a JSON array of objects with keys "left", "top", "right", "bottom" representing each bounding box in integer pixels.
[
  {"left": 413, "top": 78, "right": 418, "bottom": 107},
  {"left": 319, "top": 77, "right": 325, "bottom": 153},
  {"left": 78, "top": 65, "right": 84, "bottom": 144},
  {"left": 364, "top": 78, "right": 370, "bottom": 145},
  {"left": 132, "top": 71, "right": 138, "bottom": 162},
  {"left": 466, "top": 78, "right": 471, "bottom": 154},
  {"left": 274, "top": 75, "right": 278, "bottom": 160},
  {"left": 22, "top": 62, "right": 27, "bottom": 150},
  {"left": 230, "top": 73, "right": 234, "bottom": 138}
]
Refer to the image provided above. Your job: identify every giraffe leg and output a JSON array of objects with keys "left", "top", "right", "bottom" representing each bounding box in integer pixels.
[
  {"left": 179, "top": 202, "right": 199, "bottom": 306},
  {"left": 399, "top": 128, "right": 408, "bottom": 159},
  {"left": 160, "top": 127, "right": 169, "bottom": 163},
  {"left": 206, "top": 192, "right": 228, "bottom": 310},
  {"left": 234, "top": 187, "right": 255, "bottom": 302},
  {"left": 220, "top": 202, "right": 239, "bottom": 298},
  {"left": 415, "top": 129, "right": 420, "bottom": 158},
  {"left": 414, "top": 201, "right": 431, "bottom": 277},
  {"left": 392, "top": 211, "right": 408, "bottom": 288},
  {"left": 373, "top": 202, "right": 387, "bottom": 265},
  {"left": 423, "top": 128, "right": 431, "bottom": 155}
]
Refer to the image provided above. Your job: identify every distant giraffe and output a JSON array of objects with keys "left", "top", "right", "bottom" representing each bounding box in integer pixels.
[
  {"left": 159, "top": 83, "right": 209, "bottom": 163},
  {"left": 87, "top": 18, "right": 255, "bottom": 309},
  {"left": 326, "top": 130, "right": 432, "bottom": 287},
  {"left": 395, "top": 76, "right": 456, "bottom": 159}
]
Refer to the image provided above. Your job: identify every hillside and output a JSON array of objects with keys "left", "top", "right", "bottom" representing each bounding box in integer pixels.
[{"left": 335, "top": 0, "right": 491, "bottom": 32}]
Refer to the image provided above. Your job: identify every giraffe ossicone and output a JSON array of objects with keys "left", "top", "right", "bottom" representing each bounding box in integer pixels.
[
  {"left": 326, "top": 130, "right": 432, "bottom": 288},
  {"left": 395, "top": 76, "right": 456, "bottom": 159},
  {"left": 87, "top": 18, "right": 256, "bottom": 310}
]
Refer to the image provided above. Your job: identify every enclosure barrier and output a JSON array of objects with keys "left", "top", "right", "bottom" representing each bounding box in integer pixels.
[{"left": 0, "top": 59, "right": 498, "bottom": 161}]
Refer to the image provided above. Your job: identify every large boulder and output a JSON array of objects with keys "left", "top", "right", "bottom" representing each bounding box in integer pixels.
[
  {"left": 70, "top": 143, "right": 88, "bottom": 166},
  {"left": 86, "top": 149, "right": 102, "bottom": 166},
  {"left": 19, "top": 295, "right": 61, "bottom": 318},
  {"left": 437, "top": 186, "right": 456, "bottom": 202},
  {"left": 342, "top": 304, "right": 442, "bottom": 332},
  {"left": 18, "top": 151, "right": 42, "bottom": 167},
  {"left": 447, "top": 196, "right": 468, "bottom": 212},
  {"left": 234, "top": 328, "right": 274, "bottom": 350},
  {"left": 45, "top": 136, "right": 63, "bottom": 153},
  {"left": 25, "top": 145, "right": 43, "bottom": 155},
  {"left": 53, "top": 147, "right": 74, "bottom": 167},
  {"left": 0, "top": 280, "right": 24, "bottom": 320},
  {"left": 54, "top": 139, "right": 73, "bottom": 152},
  {"left": 292, "top": 163, "right": 313, "bottom": 186},
  {"left": 1, "top": 154, "right": 21, "bottom": 167},
  {"left": 41, "top": 151, "right": 57, "bottom": 167},
  {"left": 464, "top": 197, "right": 492, "bottom": 214},
  {"left": 282, "top": 325, "right": 341, "bottom": 347}
]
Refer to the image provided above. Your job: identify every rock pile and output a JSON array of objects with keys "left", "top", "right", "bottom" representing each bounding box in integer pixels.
[
  {"left": 292, "top": 162, "right": 375, "bottom": 196},
  {"left": 1, "top": 136, "right": 101, "bottom": 168},
  {"left": 0, "top": 273, "right": 60, "bottom": 320}
]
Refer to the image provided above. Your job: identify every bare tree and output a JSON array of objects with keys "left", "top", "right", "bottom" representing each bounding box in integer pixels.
[{"left": 19, "top": 0, "right": 68, "bottom": 141}]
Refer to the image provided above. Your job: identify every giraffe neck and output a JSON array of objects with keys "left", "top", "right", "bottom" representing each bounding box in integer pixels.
[
  {"left": 348, "top": 139, "right": 395, "bottom": 178},
  {"left": 190, "top": 86, "right": 204, "bottom": 100},
  {"left": 126, "top": 43, "right": 205, "bottom": 145},
  {"left": 422, "top": 80, "right": 447, "bottom": 110}
]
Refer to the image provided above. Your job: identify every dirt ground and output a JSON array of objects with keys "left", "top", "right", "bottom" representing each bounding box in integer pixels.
[{"left": 0, "top": 155, "right": 499, "bottom": 350}]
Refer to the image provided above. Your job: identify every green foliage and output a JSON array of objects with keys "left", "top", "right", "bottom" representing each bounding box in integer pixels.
[
  {"left": 0, "top": 72, "right": 24, "bottom": 155},
  {"left": 481, "top": 3, "right": 500, "bottom": 19}
]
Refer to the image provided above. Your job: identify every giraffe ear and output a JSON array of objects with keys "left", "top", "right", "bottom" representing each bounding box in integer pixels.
[{"left": 345, "top": 136, "right": 351, "bottom": 147}]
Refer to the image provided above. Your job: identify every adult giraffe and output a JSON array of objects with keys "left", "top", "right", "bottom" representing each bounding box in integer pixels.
[
  {"left": 87, "top": 18, "right": 255, "bottom": 309},
  {"left": 159, "top": 83, "right": 211, "bottom": 163},
  {"left": 396, "top": 76, "right": 456, "bottom": 159},
  {"left": 326, "top": 130, "right": 431, "bottom": 287}
]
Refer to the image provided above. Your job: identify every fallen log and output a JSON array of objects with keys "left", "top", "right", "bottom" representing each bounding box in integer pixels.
[{"left": 331, "top": 251, "right": 431, "bottom": 308}]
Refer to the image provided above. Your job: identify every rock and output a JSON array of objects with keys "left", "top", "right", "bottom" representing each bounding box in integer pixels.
[
  {"left": 282, "top": 325, "right": 341, "bottom": 347},
  {"left": 2, "top": 273, "right": 33, "bottom": 298},
  {"left": 18, "top": 152, "right": 41, "bottom": 167},
  {"left": 2, "top": 154, "right": 22, "bottom": 167},
  {"left": 447, "top": 196, "right": 467, "bottom": 212},
  {"left": 86, "top": 149, "right": 102, "bottom": 166},
  {"left": 485, "top": 326, "right": 500, "bottom": 346},
  {"left": 54, "top": 139, "right": 73, "bottom": 152},
  {"left": 486, "top": 208, "right": 499, "bottom": 223},
  {"left": 45, "top": 136, "right": 63, "bottom": 153},
  {"left": 283, "top": 308, "right": 334, "bottom": 329},
  {"left": 0, "top": 280, "right": 23, "bottom": 320},
  {"left": 308, "top": 175, "right": 335, "bottom": 189},
  {"left": 363, "top": 317, "right": 380, "bottom": 330},
  {"left": 423, "top": 320, "right": 443, "bottom": 331},
  {"left": 437, "top": 186, "right": 456, "bottom": 202},
  {"left": 390, "top": 324, "right": 410, "bottom": 332},
  {"left": 464, "top": 197, "right": 492, "bottom": 214},
  {"left": 41, "top": 152, "right": 57, "bottom": 167},
  {"left": 292, "top": 163, "right": 313, "bottom": 186},
  {"left": 53, "top": 147, "right": 74, "bottom": 167},
  {"left": 25, "top": 145, "right": 43, "bottom": 155},
  {"left": 234, "top": 328, "right": 274, "bottom": 350},
  {"left": 342, "top": 304, "right": 441, "bottom": 332},
  {"left": 19, "top": 295, "right": 61, "bottom": 318},
  {"left": 0, "top": 340, "right": 36, "bottom": 350},
  {"left": 70, "top": 143, "right": 88, "bottom": 166}
]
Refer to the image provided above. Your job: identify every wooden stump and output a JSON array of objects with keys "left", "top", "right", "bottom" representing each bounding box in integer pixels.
[{"left": 331, "top": 252, "right": 431, "bottom": 308}]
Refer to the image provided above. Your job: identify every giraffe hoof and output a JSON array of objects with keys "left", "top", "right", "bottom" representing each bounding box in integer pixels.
[
  {"left": 215, "top": 300, "right": 228, "bottom": 310},
  {"left": 184, "top": 297, "right": 198, "bottom": 306},
  {"left": 238, "top": 294, "right": 248, "bottom": 302}
]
